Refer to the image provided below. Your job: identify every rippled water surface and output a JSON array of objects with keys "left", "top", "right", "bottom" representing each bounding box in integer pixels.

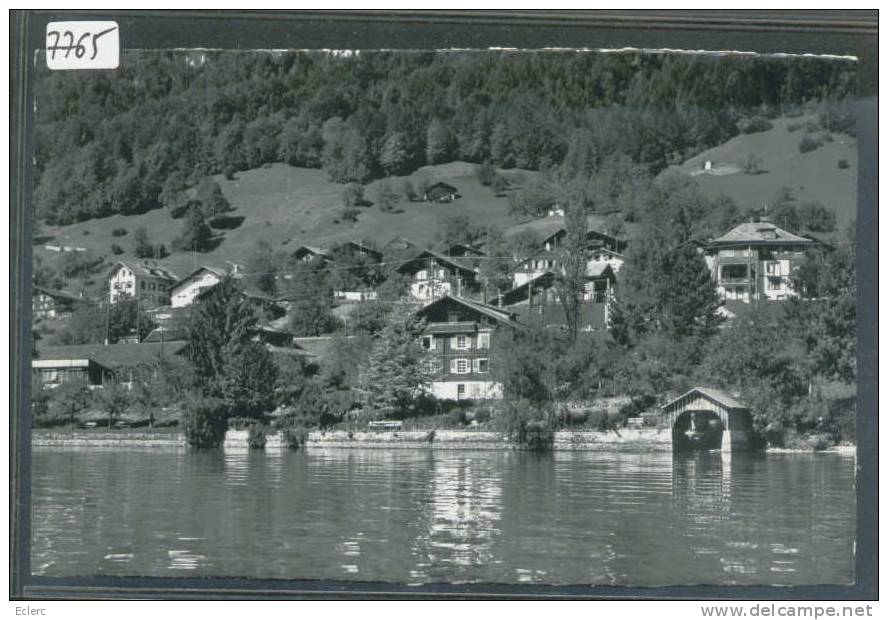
[{"left": 30, "top": 448, "right": 855, "bottom": 585}]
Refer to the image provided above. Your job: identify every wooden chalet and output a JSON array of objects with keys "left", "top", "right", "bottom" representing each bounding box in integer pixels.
[
  {"left": 424, "top": 182, "right": 461, "bottom": 203},
  {"left": 414, "top": 295, "right": 525, "bottom": 400},
  {"left": 397, "top": 249, "right": 481, "bottom": 302}
]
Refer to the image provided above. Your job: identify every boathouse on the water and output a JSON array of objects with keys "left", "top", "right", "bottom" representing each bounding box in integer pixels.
[{"left": 660, "top": 387, "right": 753, "bottom": 451}]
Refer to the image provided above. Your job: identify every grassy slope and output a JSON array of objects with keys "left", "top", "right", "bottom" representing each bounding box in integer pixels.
[
  {"left": 667, "top": 115, "right": 858, "bottom": 236},
  {"left": 38, "top": 162, "right": 535, "bottom": 291},
  {"left": 37, "top": 114, "right": 859, "bottom": 298}
]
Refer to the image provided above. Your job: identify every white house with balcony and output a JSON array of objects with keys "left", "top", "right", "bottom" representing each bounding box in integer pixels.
[
  {"left": 108, "top": 262, "right": 178, "bottom": 307},
  {"left": 704, "top": 220, "right": 814, "bottom": 303}
]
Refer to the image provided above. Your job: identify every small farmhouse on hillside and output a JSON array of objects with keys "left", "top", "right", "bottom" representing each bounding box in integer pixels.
[
  {"left": 423, "top": 182, "right": 461, "bottom": 203},
  {"left": 108, "top": 262, "right": 178, "bottom": 307},
  {"left": 704, "top": 219, "right": 815, "bottom": 303},
  {"left": 397, "top": 249, "right": 481, "bottom": 302},
  {"left": 32, "top": 286, "right": 85, "bottom": 320},
  {"left": 414, "top": 295, "right": 525, "bottom": 400},
  {"left": 291, "top": 245, "right": 331, "bottom": 264},
  {"left": 169, "top": 265, "right": 227, "bottom": 308}
]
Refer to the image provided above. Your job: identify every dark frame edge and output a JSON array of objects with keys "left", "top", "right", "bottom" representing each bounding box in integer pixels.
[
  {"left": 9, "top": 8, "right": 879, "bottom": 601},
  {"left": 9, "top": 8, "right": 35, "bottom": 600}
]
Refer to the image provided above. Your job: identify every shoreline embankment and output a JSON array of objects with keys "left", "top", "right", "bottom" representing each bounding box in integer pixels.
[{"left": 30, "top": 429, "right": 856, "bottom": 454}]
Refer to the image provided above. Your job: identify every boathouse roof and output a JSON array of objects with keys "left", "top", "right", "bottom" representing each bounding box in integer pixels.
[{"left": 661, "top": 387, "right": 749, "bottom": 413}]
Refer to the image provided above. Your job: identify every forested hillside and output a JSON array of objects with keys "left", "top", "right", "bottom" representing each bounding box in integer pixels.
[{"left": 33, "top": 50, "right": 856, "bottom": 225}]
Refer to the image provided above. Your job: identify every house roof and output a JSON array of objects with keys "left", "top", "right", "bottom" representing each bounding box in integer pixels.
[
  {"left": 446, "top": 242, "right": 486, "bottom": 256},
  {"left": 489, "top": 271, "right": 557, "bottom": 306},
  {"left": 709, "top": 221, "right": 813, "bottom": 246},
  {"left": 110, "top": 262, "right": 178, "bottom": 282},
  {"left": 292, "top": 245, "right": 330, "bottom": 259},
  {"left": 511, "top": 250, "right": 621, "bottom": 277},
  {"left": 291, "top": 336, "right": 341, "bottom": 360},
  {"left": 426, "top": 181, "right": 459, "bottom": 192},
  {"left": 170, "top": 265, "right": 227, "bottom": 291},
  {"left": 586, "top": 261, "right": 616, "bottom": 279},
  {"left": 336, "top": 241, "right": 383, "bottom": 260},
  {"left": 33, "top": 286, "right": 84, "bottom": 304},
  {"left": 241, "top": 286, "right": 283, "bottom": 302},
  {"left": 396, "top": 249, "right": 477, "bottom": 277},
  {"left": 505, "top": 214, "right": 610, "bottom": 245},
  {"left": 142, "top": 327, "right": 187, "bottom": 343},
  {"left": 661, "top": 387, "right": 749, "bottom": 412},
  {"left": 383, "top": 236, "right": 416, "bottom": 250},
  {"left": 416, "top": 295, "right": 527, "bottom": 331},
  {"left": 32, "top": 358, "right": 109, "bottom": 370},
  {"left": 35, "top": 341, "right": 188, "bottom": 369}
]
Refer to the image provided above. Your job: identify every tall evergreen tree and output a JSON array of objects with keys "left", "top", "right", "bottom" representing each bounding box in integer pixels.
[
  {"left": 184, "top": 276, "right": 278, "bottom": 416},
  {"left": 356, "top": 303, "right": 432, "bottom": 419},
  {"left": 787, "top": 235, "right": 856, "bottom": 383},
  {"left": 554, "top": 204, "right": 588, "bottom": 342},
  {"left": 658, "top": 244, "right": 722, "bottom": 342}
]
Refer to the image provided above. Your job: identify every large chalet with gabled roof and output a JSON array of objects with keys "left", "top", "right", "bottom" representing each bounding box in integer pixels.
[
  {"left": 397, "top": 249, "right": 481, "bottom": 302},
  {"left": 108, "top": 262, "right": 178, "bottom": 307},
  {"left": 703, "top": 219, "right": 815, "bottom": 303},
  {"left": 414, "top": 295, "right": 525, "bottom": 401}
]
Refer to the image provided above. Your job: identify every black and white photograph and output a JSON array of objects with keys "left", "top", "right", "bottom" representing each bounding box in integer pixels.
[{"left": 10, "top": 9, "right": 877, "bottom": 601}]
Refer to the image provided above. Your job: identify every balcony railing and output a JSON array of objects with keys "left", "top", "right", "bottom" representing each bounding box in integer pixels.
[{"left": 425, "top": 321, "right": 477, "bottom": 334}]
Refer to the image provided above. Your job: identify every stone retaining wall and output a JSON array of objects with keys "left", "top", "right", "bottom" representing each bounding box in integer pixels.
[
  {"left": 32, "top": 431, "right": 184, "bottom": 447},
  {"left": 33, "top": 428, "right": 673, "bottom": 451}
]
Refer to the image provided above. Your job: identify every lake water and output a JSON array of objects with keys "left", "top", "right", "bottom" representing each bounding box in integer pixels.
[{"left": 30, "top": 447, "right": 856, "bottom": 586}]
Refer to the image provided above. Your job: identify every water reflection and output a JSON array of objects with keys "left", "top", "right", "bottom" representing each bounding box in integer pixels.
[
  {"left": 31, "top": 447, "right": 855, "bottom": 586},
  {"left": 410, "top": 455, "right": 503, "bottom": 583}
]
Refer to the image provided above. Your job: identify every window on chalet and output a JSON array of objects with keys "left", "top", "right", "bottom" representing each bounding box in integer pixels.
[
  {"left": 477, "top": 333, "right": 490, "bottom": 349},
  {"left": 451, "top": 358, "right": 471, "bottom": 374},
  {"left": 474, "top": 358, "right": 489, "bottom": 374},
  {"left": 421, "top": 335, "right": 434, "bottom": 350},
  {"left": 452, "top": 335, "right": 470, "bottom": 350}
]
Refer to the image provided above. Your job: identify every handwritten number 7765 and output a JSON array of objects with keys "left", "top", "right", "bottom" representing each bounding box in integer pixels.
[{"left": 47, "top": 26, "right": 117, "bottom": 61}]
